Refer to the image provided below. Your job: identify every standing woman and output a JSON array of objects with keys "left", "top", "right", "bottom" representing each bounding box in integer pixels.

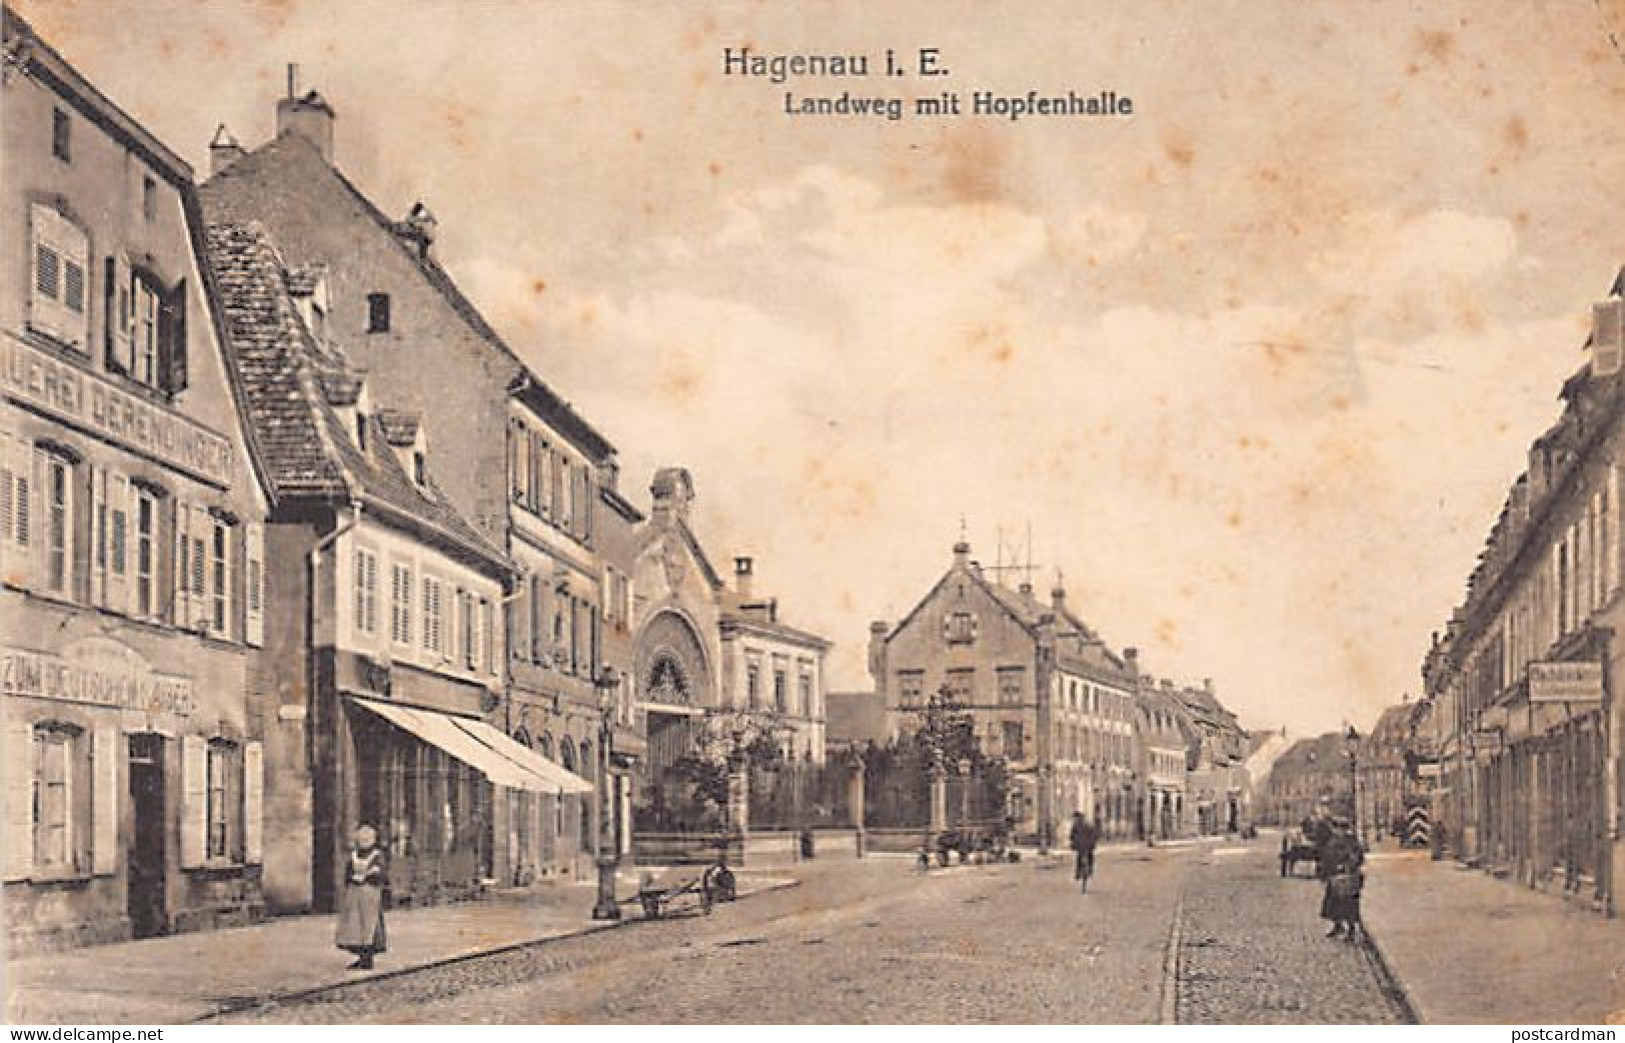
[
  {"left": 1319, "top": 825, "right": 1365, "bottom": 941},
  {"left": 336, "top": 824, "right": 389, "bottom": 970}
]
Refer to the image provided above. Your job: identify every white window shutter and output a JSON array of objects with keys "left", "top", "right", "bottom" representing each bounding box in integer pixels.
[
  {"left": 90, "top": 466, "right": 106, "bottom": 607},
  {"left": 173, "top": 499, "right": 189, "bottom": 627},
  {"left": 245, "top": 522, "right": 265, "bottom": 647},
  {"left": 92, "top": 727, "right": 118, "bottom": 875},
  {"left": 5, "top": 719, "right": 32, "bottom": 881},
  {"left": 180, "top": 734, "right": 206, "bottom": 868},
  {"left": 108, "top": 473, "right": 129, "bottom": 609},
  {"left": 243, "top": 741, "right": 264, "bottom": 865}
]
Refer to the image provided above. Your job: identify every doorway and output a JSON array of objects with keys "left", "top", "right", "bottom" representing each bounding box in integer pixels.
[{"left": 126, "top": 734, "right": 167, "bottom": 938}]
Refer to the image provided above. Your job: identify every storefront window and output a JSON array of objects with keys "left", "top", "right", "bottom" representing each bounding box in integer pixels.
[
  {"left": 206, "top": 739, "right": 241, "bottom": 861},
  {"left": 32, "top": 724, "right": 80, "bottom": 871}
]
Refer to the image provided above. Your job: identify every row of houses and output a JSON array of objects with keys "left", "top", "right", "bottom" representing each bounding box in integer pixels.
[
  {"left": 1, "top": 9, "right": 832, "bottom": 953},
  {"left": 831, "top": 540, "right": 1260, "bottom": 846},
  {"left": 1408, "top": 270, "right": 1625, "bottom": 917}
]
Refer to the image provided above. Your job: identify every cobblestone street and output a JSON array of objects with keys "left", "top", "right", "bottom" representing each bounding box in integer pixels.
[{"left": 204, "top": 839, "right": 1416, "bottom": 1024}]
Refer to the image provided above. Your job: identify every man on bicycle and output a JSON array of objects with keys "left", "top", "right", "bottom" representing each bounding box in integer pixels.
[{"left": 1069, "top": 811, "right": 1100, "bottom": 893}]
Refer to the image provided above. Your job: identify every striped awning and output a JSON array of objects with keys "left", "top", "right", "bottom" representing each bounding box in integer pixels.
[{"left": 349, "top": 696, "right": 590, "bottom": 795}]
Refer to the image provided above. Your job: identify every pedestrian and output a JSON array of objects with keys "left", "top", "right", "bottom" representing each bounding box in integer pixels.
[
  {"left": 1069, "top": 811, "right": 1099, "bottom": 893},
  {"left": 335, "top": 823, "right": 388, "bottom": 970},
  {"left": 1319, "top": 825, "right": 1365, "bottom": 941}
]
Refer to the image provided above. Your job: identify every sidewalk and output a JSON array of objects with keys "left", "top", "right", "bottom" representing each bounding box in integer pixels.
[
  {"left": 1362, "top": 850, "right": 1625, "bottom": 1024},
  {"left": 4, "top": 868, "right": 796, "bottom": 1025}
]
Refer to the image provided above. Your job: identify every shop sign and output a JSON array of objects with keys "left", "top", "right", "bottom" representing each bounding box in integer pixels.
[
  {"left": 1528, "top": 661, "right": 1604, "bottom": 704},
  {"left": 1, "top": 336, "right": 233, "bottom": 486},
  {"left": 1, "top": 638, "right": 196, "bottom": 717}
]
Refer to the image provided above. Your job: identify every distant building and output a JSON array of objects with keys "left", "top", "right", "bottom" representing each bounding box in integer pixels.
[
  {"left": 826, "top": 690, "right": 886, "bottom": 749},
  {"left": 869, "top": 541, "right": 1139, "bottom": 843},
  {"left": 1358, "top": 704, "right": 1414, "bottom": 845},
  {"left": 1167, "top": 678, "right": 1252, "bottom": 834},
  {"left": 1134, "top": 680, "right": 1194, "bottom": 840},
  {"left": 1262, "top": 733, "right": 1357, "bottom": 828}
]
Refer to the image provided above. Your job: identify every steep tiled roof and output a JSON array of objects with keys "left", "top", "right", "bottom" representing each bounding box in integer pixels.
[
  {"left": 201, "top": 132, "right": 615, "bottom": 462},
  {"left": 374, "top": 408, "right": 421, "bottom": 447},
  {"left": 203, "top": 220, "right": 512, "bottom": 575}
]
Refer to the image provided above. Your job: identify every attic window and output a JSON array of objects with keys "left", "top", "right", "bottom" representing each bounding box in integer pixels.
[
  {"left": 355, "top": 412, "right": 368, "bottom": 453},
  {"left": 142, "top": 176, "right": 157, "bottom": 222},
  {"left": 412, "top": 451, "right": 425, "bottom": 486},
  {"left": 367, "top": 292, "right": 391, "bottom": 333},
  {"left": 52, "top": 108, "right": 70, "bottom": 162}
]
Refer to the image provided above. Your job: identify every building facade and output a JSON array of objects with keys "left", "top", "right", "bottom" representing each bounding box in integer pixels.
[
  {"left": 1419, "top": 274, "right": 1625, "bottom": 914},
  {"left": 1358, "top": 703, "right": 1413, "bottom": 845},
  {"left": 3, "top": 8, "right": 270, "bottom": 951},
  {"left": 869, "top": 541, "right": 1139, "bottom": 843},
  {"left": 201, "top": 85, "right": 638, "bottom": 882},
  {"left": 1261, "top": 733, "right": 1357, "bottom": 828},
  {"left": 630, "top": 467, "right": 830, "bottom": 822}
]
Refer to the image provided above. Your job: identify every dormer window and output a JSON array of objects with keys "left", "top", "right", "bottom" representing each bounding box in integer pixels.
[
  {"left": 412, "top": 450, "right": 425, "bottom": 486},
  {"left": 310, "top": 298, "right": 327, "bottom": 341},
  {"left": 355, "top": 412, "right": 368, "bottom": 453},
  {"left": 367, "top": 292, "right": 391, "bottom": 333}
]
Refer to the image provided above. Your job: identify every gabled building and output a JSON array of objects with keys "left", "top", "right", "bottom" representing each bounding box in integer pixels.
[
  {"left": 2, "top": 7, "right": 270, "bottom": 951},
  {"left": 630, "top": 468, "right": 830, "bottom": 822},
  {"left": 1262, "top": 732, "right": 1357, "bottom": 828},
  {"left": 1134, "top": 680, "right": 1194, "bottom": 840},
  {"left": 204, "top": 221, "right": 588, "bottom": 914},
  {"left": 200, "top": 83, "right": 639, "bottom": 882},
  {"left": 1166, "top": 677, "right": 1251, "bottom": 834},
  {"left": 1358, "top": 702, "right": 1414, "bottom": 844},
  {"left": 869, "top": 540, "right": 1139, "bottom": 844}
]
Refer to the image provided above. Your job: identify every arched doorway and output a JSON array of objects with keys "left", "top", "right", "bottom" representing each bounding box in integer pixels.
[{"left": 634, "top": 610, "right": 713, "bottom": 829}]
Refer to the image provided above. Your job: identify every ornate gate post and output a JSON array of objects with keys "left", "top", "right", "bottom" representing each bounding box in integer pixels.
[{"left": 848, "top": 747, "right": 867, "bottom": 857}]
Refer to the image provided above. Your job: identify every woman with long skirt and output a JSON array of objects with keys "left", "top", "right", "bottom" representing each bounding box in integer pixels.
[{"left": 335, "top": 824, "right": 388, "bottom": 970}]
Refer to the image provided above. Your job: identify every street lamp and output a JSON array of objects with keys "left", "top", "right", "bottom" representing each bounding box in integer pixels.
[
  {"left": 1344, "top": 725, "right": 1361, "bottom": 839},
  {"left": 590, "top": 665, "right": 622, "bottom": 921}
]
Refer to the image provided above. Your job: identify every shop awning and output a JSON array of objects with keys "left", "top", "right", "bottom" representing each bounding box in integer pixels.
[
  {"left": 349, "top": 697, "right": 558, "bottom": 794},
  {"left": 451, "top": 717, "right": 594, "bottom": 796}
]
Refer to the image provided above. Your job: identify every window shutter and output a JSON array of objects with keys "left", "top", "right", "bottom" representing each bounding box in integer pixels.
[
  {"left": 92, "top": 727, "right": 118, "bottom": 875},
  {"left": 245, "top": 522, "right": 265, "bottom": 647},
  {"left": 27, "top": 446, "right": 45, "bottom": 590},
  {"left": 158, "top": 279, "right": 188, "bottom": 393},
  {"left": 173, "top": 499, "right": 190, "bottom": 626},
  {"left": 91, "top": 466, "right": 107, "bottom": 607},
  {"left": 5, "top": 720, "right": 32, "bottom": 881},
  {"left": 0, "top": 433, "right": 15, "bottom": 587},
  {"left": 181, "top": 734, "right": 206, "bottom": 868},
  {"left": 108, "top": 474, "right": 129, "bottom": 609},
  {"left": 243, "top": 741, "right": 264, "bottom": 865}
]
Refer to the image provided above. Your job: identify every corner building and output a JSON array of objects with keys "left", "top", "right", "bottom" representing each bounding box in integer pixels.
[{"left": 2, "top": 8, "right": 270, "bottom": 951}]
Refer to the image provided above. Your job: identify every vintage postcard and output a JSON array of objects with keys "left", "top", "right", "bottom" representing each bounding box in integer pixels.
[{"left": 3, "top": 0, "right": 1624, "bottom": 1028}]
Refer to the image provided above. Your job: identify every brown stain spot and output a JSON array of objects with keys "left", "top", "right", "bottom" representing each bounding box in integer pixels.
[
  {"left": 708, "top": 160, "right": 724, "bottom": 178},
  {"left": 576, "top": 301, "right": 598, "bottom": 328},
  {"left": 631, "top": 127, "right": 645, "bottom": 143},
  {"left": 1154, "top": 618, "right": 1182, "bottom": 649},
  {"left": 1416, "top": 29, "right": 1456, "bottom": 63},
  {"left": 940, "top": 129, "right": 1005, "bottom": 203},
  {"left": 1502, "top": 115, "right": 1528, "bottom": 152},
  {"left": 1163, "top": 133, "right": 1195, "bottom": 170},
  {"left": 531, "top": 278, "right": 547, "bottom": 297},
  {"left": 1226, "top": 510, "right": 1243, "bottom": 528}
]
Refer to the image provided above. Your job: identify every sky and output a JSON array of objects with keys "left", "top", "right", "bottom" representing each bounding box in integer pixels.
[{"left": 20, "top": 0, "right": 1625, "bottom": 738}]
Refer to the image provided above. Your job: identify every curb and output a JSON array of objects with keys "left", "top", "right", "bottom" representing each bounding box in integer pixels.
[
  {"left": 1357, "top": 927, "right": 1424, "bottom": 1025},
  {"left": 1158, "top": 886, "right": 1187, "bottom": 1025},
  {"left": 191, "top": 877, "right": 801, "bottom": 1022}
]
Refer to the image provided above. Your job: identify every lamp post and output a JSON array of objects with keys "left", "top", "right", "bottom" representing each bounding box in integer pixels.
[
  {"left": 591, "top": 665, "right": 622, "bottom": 921},
  {"left": 1344, "top": 725, "right": 1361, "bottom": 840}
]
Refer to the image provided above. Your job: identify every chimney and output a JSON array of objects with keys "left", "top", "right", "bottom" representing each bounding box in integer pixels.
[
  {"left": 953, "top": 540, "right": 971, "bottom": 569},
  {"left": 1123, "top": 647, "right": 1139, "bottom": 679},
  {"left": 208, "top": 123, "right": 245, "bottom": 177},
  {"left": 1592, "top": 297, "right": 1623, "bottom": 377},
  {"left": 649, "top": 467, "right": 695, "bottom": 527},
  {"left": 395, "top": 201, "right": 438, "bottom": 260},
  {"left": 275, "top": 69, "right": 336, "bottom": 164},
  {"left": 1203, "top": 677, "right": 1215, "bottom": 696},
  {"left": 734, "top": 556, "right": 754, "bottom": 600},
  {"left": 1018, "top": 580, "right": 1034, "bottom": 599},
  {"left": 867, "top": 621, "right": 888, "bottom": 687},
  {"left": 1051, "top": 582, "right": 1066, "bottom": 613}
]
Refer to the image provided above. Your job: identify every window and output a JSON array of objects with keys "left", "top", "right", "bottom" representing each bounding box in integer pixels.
[
  {"left": 355, "top": 412, "right": 368, "bottom": 453},
  {"left": 747, "top": 664, "right": 761, "bottom": 708},
  {"left": 412, "top": 451, "right": 426, "bottom": 486},
  {"left": 134, "top": 276, "right": 159, "bottom": 385},
  {"left": 1002, "top": 721, "right": 1025, "bottom": 761},
  {"left": 390, "top": 563, "right": 413, "bottom": 645},
  {"left": 799, "top": 676, "right": 812, "bottom": 719},
  {"left": 367, "top": 292, "right": 391, "bottom": 333},
  {"left": 528, "top": 574, "right": 544, "bottom": 662},
  {"left": 37, "top": 448, "right": 73, "bottom": 596},
  {"left": 353, "top": 548, "right": 379, "bottom": 635},
  {"left": 480, "top": 598, "right": 494, "bottom": 672},
  {"left": 773, "top": 671, "right": 787, "bottom": 713},
  {"left": 944, "top": 610, "right": 977, "bottom": 645},
  {"left": 998, "top": 668, "right": 1024, "bottom": 706},
  {"left": 141, "top": 176, "right": 157, "bottom": 221},
  {"left": 205, "top": 740, "right": 241, "bottom": 861},
  {"left": 29, "top": 205, "right": 89, "bottom": 351},
  {"left": 52, "top": 107, "right": 70, "bottom": 161},
  {"left": 32, "top": 725, "right": 77, "bottom": 871},
  {"left": 897, "top": 670, "right": 924, "bottom": 707},
  {"left": 209, "top": 516, "right": 231, "bottom": 636},
  {"left": 422, "top": 576, "right": 445, "bottom": 655},
  {"left": 945, "top": 668, "right": 974, "bottom": 704},
  {"left": 134, "top": 487, "right": 157, "bottom": 617}
]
